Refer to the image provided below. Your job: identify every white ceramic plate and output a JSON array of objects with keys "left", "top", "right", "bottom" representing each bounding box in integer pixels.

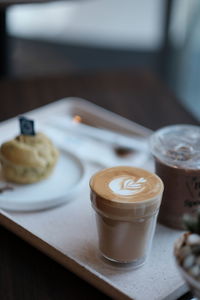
[{"left": 0, "top": 149, "right": 85, "bottom": 211}]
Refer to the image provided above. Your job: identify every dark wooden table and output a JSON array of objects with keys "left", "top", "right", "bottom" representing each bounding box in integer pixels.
[{"left": 0, "top": 69, "right": 198, "bottom": 300}]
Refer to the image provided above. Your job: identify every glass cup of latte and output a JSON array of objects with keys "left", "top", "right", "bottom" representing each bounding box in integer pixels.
[{"left": 89, "top": 166, "right": 164, "bottom": 267}]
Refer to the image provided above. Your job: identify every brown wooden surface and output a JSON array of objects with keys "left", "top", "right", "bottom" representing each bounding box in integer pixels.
[
  {"left": 0, "top": 70, "right": 197, "bottom": 128},
  {"left": 0, "top": 69, "right": 198, "bottom": 300}
]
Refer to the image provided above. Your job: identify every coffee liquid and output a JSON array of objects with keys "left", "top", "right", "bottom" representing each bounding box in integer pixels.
[
  {"left": 156, "top": 158, "right": 200, "bottom": 229},
  {"left": 95, "top": 207, "right": 157, "bottom": 263}
]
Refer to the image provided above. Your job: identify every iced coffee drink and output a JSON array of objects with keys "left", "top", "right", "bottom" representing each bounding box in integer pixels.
[
  {"left": 150, "top": 125, "right": 200, "bottom": 229},
  {"left": 89, "top": 166, "right": 163, "bottom": 267}
]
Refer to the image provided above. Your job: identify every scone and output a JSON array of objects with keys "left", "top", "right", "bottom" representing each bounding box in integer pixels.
[{"left": 0, "top": 132, "right": 59, "bottom": 184}]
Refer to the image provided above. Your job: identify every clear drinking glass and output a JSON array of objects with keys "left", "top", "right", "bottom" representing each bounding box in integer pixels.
[{"left": 89, "top": 166, "right": 163, "bottom": 268}]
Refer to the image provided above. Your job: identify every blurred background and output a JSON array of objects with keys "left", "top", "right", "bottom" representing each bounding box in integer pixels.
[{"left": 1, "top": 0, "right": 200, "bottom": 119}]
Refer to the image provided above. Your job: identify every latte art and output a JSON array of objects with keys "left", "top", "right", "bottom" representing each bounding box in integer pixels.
[
  {"left": 90, "top": 166, "right": 163, "bottom": 203},
  {"left": 109, "top": 176, "right": 147, "bottom": 196}
]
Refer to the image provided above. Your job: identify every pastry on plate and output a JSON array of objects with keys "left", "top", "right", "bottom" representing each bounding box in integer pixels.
[{"left": 0, "top": 132, "right": 59, "bottom": 184}]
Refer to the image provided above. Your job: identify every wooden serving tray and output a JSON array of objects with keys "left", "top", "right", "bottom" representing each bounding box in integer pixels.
[{"left": 0, "top": 98, "right": 187, "bottom": 300}]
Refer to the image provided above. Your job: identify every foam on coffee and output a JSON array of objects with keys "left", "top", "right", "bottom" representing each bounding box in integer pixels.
[{"left": 90, "top": 166, "right": 163, "bottom": 205}]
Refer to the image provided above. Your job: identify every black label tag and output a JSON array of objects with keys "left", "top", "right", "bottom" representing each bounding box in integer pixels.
[{"left": 19, "top": 117, "right": 35, "bottom": 136}]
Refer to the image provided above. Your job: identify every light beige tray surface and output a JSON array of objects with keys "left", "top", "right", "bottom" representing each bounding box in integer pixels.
[{"left": 0, "top": 98, "right": 187, "bottom": 300}]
